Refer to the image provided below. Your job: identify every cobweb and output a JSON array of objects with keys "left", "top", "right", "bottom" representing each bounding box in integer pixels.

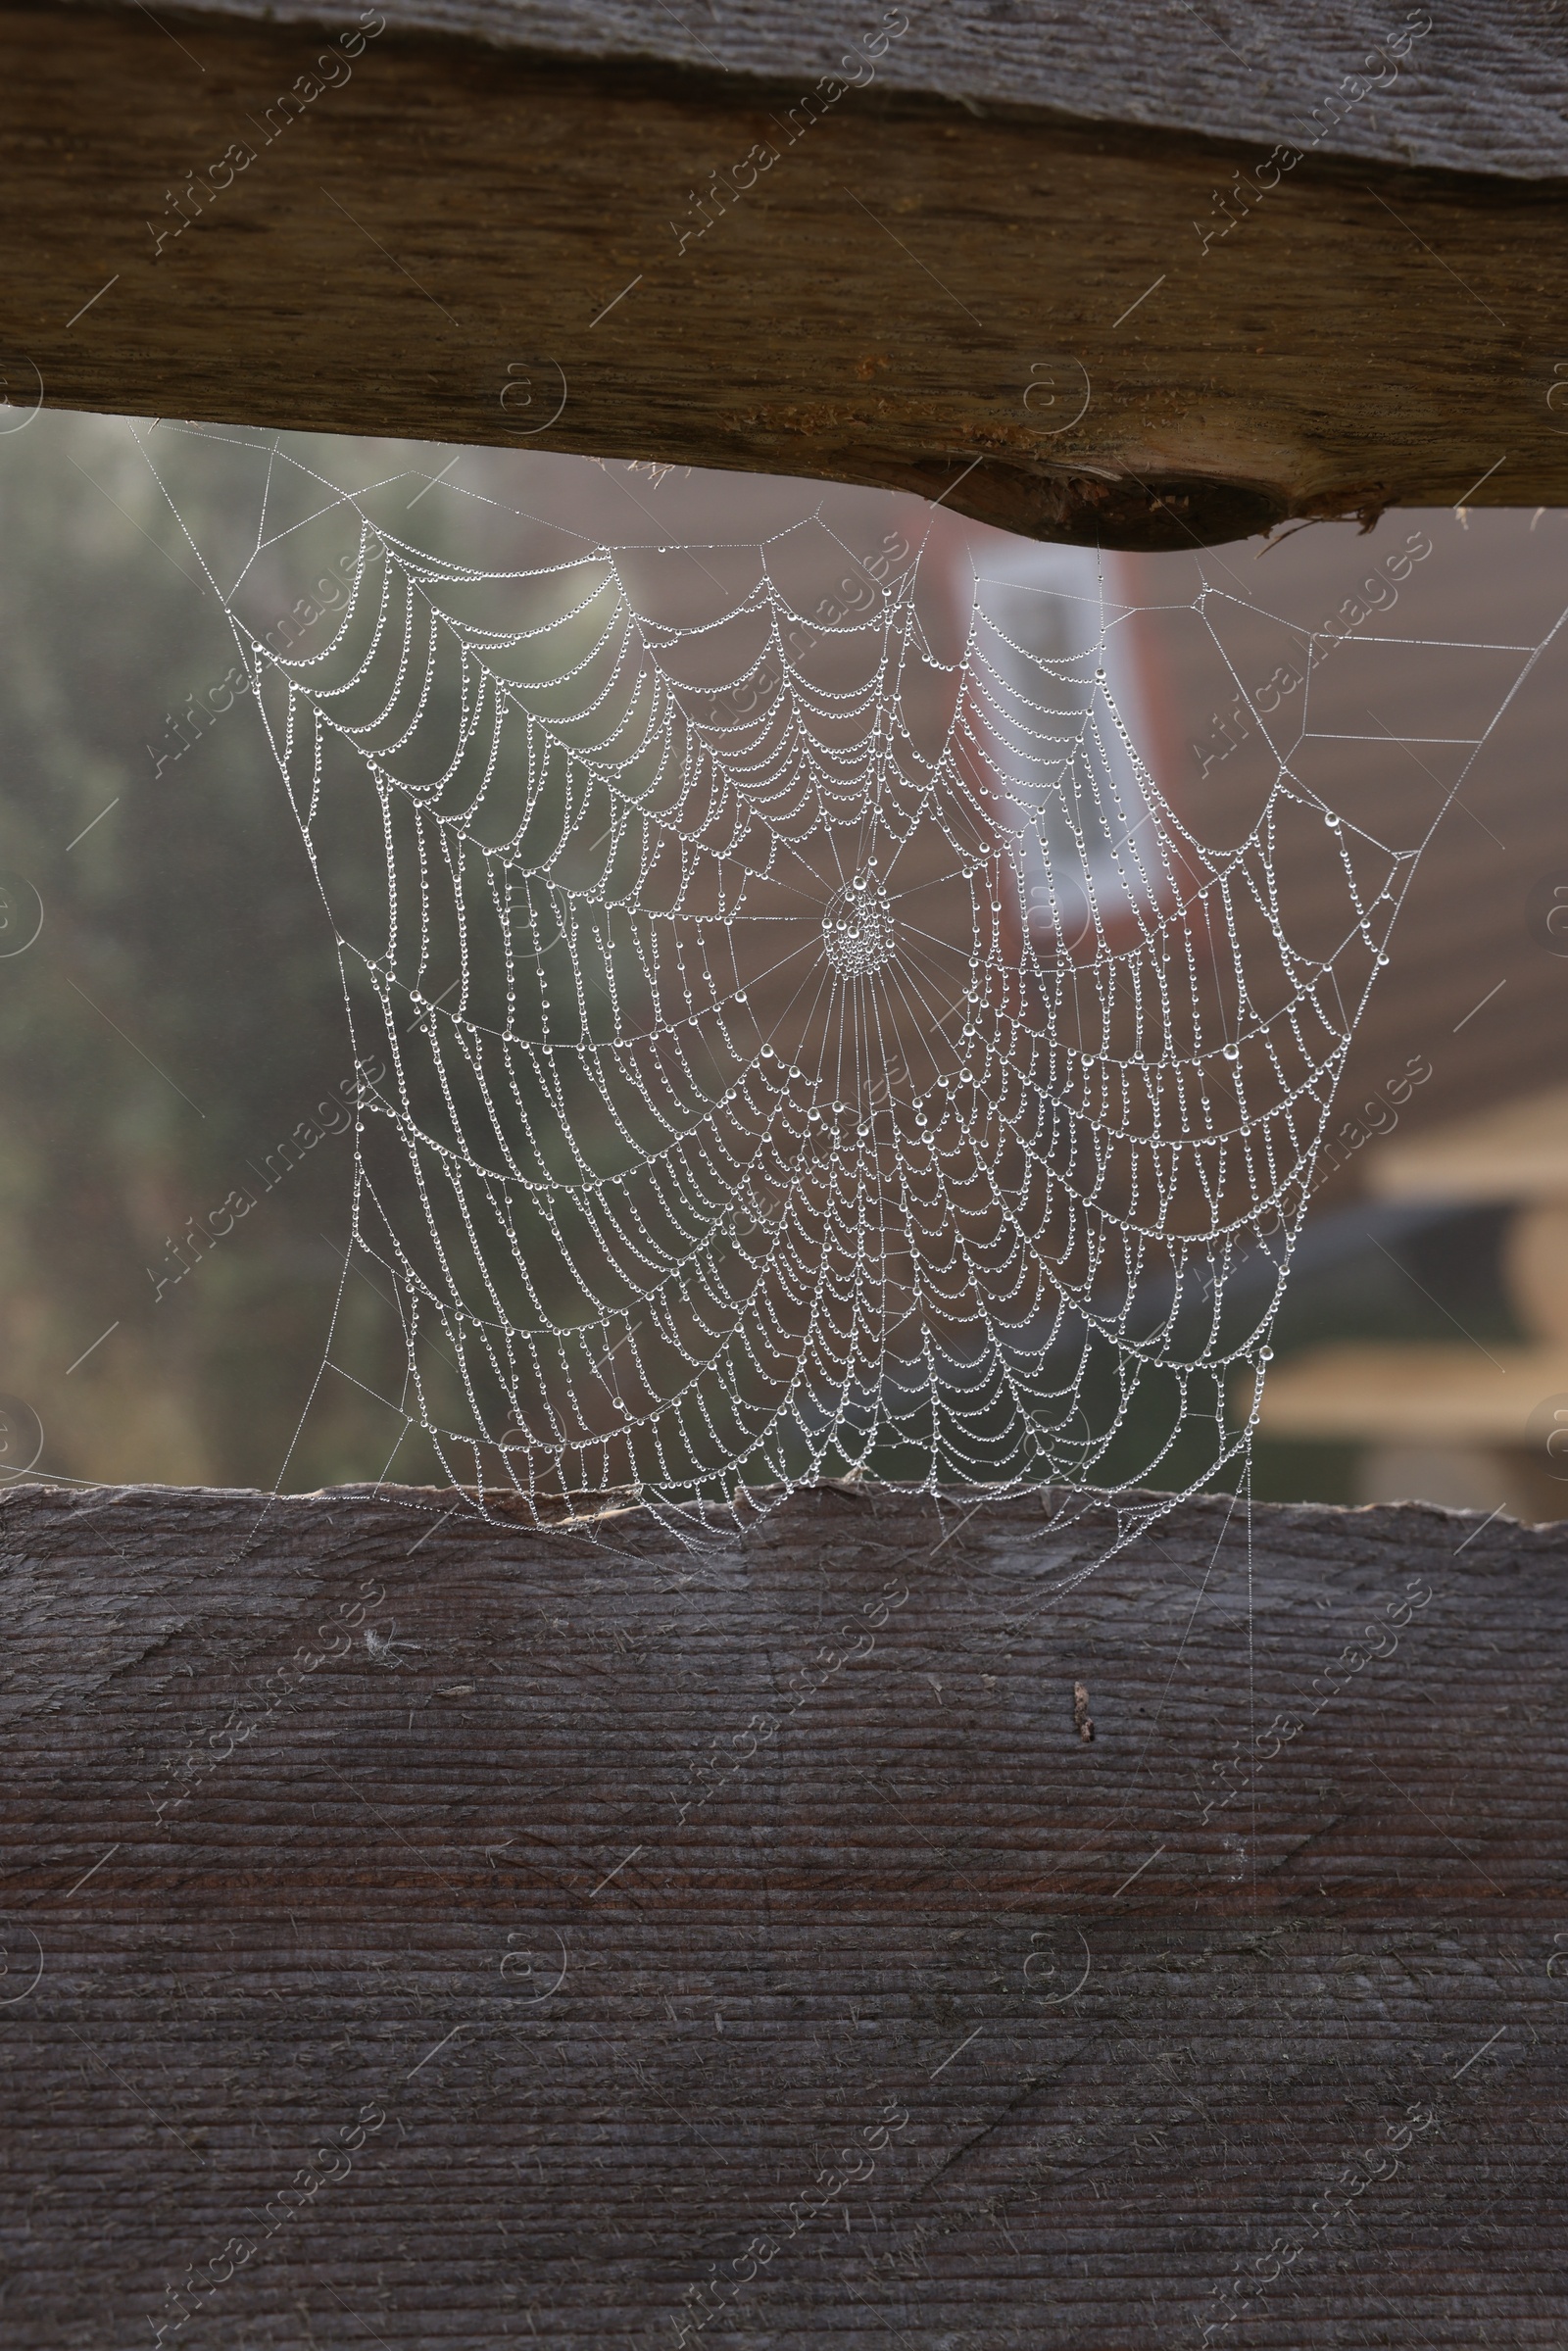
[{"left": 141, "top": 429, "right": 1543, "bottom": 1548}]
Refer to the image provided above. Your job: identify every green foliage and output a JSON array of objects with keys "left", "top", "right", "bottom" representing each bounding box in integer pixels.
[{"left": 0, "top": 414, "right": 453, "bottom": 1485}]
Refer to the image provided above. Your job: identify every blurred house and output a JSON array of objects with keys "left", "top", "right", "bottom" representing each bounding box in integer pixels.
[
  {"left": 1120, "top": 507, "right": 1568, "bottom": 1516},
  {"left": 1254, "top": 1085, "right": 1568, "bottom": 1517}
]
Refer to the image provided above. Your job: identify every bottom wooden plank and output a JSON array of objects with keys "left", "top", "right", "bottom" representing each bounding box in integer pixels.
[{"left": 0, "top": 1480, "right": 1564, "bottom": 2345}]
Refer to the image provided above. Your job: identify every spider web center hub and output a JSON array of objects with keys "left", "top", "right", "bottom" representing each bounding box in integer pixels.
[{"left": 822, "top": 874, "right": 896, "bottom": 978}]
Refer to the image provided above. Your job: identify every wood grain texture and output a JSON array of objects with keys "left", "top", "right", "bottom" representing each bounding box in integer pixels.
[
  {"left": 5, "top": 5, "right": 1568, "bottom": 546},
  {"left": 2, "top": 1478, "right": 1564, "bottom": 2344},
  {"left": 86, "top": 0, "right": 1568, "bottom": 180}
]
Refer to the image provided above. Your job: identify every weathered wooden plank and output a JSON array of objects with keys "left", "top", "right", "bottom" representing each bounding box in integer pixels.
[
  {"left": 1, "top": 1479, "right": 1564, "bottom": 2344},
  {"left": 4, "top": 5, "right": 1568, "bottom": 545},
  {"left": 119, "top": 0, "right": 1567, "bottom": 183}
]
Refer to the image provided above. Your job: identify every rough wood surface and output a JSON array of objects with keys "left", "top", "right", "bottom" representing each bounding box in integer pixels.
[
  {"left": 6, "top": 5, "right": 1568, "bottom": 546},
  {"left": 89, "top": 0, "right": 1568, "bottom": 181},
  {"left": 2, "top": 1478, "right": 1564, "bottom": 2345}
]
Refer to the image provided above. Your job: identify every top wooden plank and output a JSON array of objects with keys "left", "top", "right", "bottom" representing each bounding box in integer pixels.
[
  {"left": 16, "top": 0, "right": 1568, "bottom": 541},
  {"left": 88, "top": 0, "right": 1568, "bottom": 179}
]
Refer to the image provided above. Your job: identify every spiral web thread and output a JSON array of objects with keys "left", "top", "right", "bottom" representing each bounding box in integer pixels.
[{"left": 176, "top": 448, "right": 1539, "bottom": 1552}]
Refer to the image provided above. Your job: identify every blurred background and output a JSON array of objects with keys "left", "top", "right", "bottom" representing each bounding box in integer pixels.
[{"left": 1, "top": 408, "right": 1566, "bottom": 1509}]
